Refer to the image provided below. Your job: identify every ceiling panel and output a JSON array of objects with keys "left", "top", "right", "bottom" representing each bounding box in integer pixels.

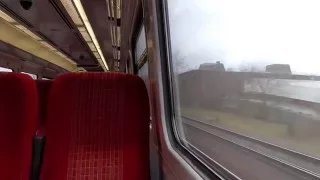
[
  {"left": 0, "top": 39, "right": 65, "bottom": 73},
  {"left": 80, "top": 0, "right": 114, "bottom": 69},
  {"left": 0, "top": 0, "right": 101, "bottom": 70}
]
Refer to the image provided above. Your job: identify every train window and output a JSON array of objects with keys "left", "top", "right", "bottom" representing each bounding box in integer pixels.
[
  {"left": 166, "top": 0, "right": 320, "bottom": 179},
  {"left": 21, "top": 72, "right": 37, "bottom": 80},
  {"left": 0, "top": 67, "right": 12, "bottom": 72},
  {"left": 135, "top": 25, "right": 147, "bottom": 64},
  {"left": 125, "top": 61, "right": 129, "bottom": 73},
  {"left": 138, "top": 61, "right": 148, "bottom": 83}
]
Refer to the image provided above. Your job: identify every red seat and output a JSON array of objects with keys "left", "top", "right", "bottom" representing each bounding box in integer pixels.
[
  {"left": 0, "top": 73, "right": 38, "bottom": 180},
  {"left": 36, "top": 80, "right": 52, "bottom": 128},
  {"left": 41, "top": 72, "right": 150, "bottom": 180}
]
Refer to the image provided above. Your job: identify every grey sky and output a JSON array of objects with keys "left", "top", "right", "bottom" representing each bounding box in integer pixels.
[{"left": 168, "top": 0, "right": 320, "bottom": 74}]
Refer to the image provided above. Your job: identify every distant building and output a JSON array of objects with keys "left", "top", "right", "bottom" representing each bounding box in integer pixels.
[
  {"left": 199, "top": 61, "right": 225, "bottom": 71},
  {"left": 265, "top": 64, "right": 291, "bottom": 74}
]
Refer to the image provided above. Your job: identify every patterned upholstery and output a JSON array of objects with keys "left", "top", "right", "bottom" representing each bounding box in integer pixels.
[
  {"left": 36, "top": 80, "right": 52, "bottom": 128},
  {"left": 0, "top": 73, "right": 38, "bottom": 180},
  {"left": 41, "top": 72, "right": 150, "bottom": 180}
]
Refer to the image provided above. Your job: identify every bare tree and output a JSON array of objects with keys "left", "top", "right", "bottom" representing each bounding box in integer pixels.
[
  {"left": 239, "top": 64, "right": 262, "bottom": 72},
  {"left": 239, "top": 64, "right": 277, "bottom": 122},
  {"left": 226, "top": 67, "right": 234, "bottom": 72},
  {"left": 239, "top": 64, "right": 274, "bottom": 94},
  {"left": 172, "top": 51, "right": 188, "bottom": 73},
  {"left": 249, "top": 78, "right": 274, "bottom": 94}
]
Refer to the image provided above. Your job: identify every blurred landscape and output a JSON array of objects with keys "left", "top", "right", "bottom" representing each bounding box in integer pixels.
[{"left": 178, "top": 65, "right": 320, "bottom": 157}]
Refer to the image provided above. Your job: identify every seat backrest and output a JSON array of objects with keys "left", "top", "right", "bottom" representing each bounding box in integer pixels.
[
  {"left": 36, "top": 80, "right": 52, "bottom": 128},
  {"left": 41, "top": 72, "right": 150, "bottom": 180},
  {"left": 0, "top": 73, "right": 38, "bottom": 180}
]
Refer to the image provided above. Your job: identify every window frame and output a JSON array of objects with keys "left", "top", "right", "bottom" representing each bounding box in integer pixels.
[
  {"left": 132, "top": 23, "right": 148, "bottom": 73},
  {"left": 137, "top": 51, "right": 148, "bottom": 71},
  {"left": 134, "top": 26, "right": 148, "bottom": 66},
  {"left": 131, "top": 4, "right": 147, "bottom": 74},
  {"left": 156, "top": 0, "right": 242, "bottom": 179}
]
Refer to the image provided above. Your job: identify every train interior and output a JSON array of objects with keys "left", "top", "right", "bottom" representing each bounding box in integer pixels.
[
  {"left": 0, "top": 0, "right": 199, "bottom": 179},
  {"left": 2, "top": 0, "right": 320, "bottom": 180}
]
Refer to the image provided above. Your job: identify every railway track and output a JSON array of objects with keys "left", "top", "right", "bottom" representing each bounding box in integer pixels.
[{"left": 183, "top": 116, "right": 320, "bottom": 180}]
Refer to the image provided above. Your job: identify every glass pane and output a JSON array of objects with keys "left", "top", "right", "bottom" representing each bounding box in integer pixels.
[
  {"left": 167, "top": 0, "right": 320, "bottom": 179},
  {"left": 138, "top": 61, "right": 152, "bottom": 127},
  {"left": 135, "top": 26, "right": 146, "bottom": 63},
  {"left": 138, "top": 61, "right": 149, "bottom": 89},
  {"left": 0, "top": 67, "right": 12, "bottom": 72}
]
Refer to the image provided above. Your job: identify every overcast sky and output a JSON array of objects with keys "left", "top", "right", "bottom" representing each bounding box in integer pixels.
[{"left": 167, "top": 0, "right": 320, "bottom": 75}]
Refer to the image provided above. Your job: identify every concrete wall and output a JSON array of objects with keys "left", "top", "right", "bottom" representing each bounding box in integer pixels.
[{"left": 178, "top": 70, "right": 320, "bottom": 138}]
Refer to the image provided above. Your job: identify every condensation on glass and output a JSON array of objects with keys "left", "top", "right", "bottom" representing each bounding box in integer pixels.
[{"left": 166, "top": 0, "right": 320, "bottom": 179}]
